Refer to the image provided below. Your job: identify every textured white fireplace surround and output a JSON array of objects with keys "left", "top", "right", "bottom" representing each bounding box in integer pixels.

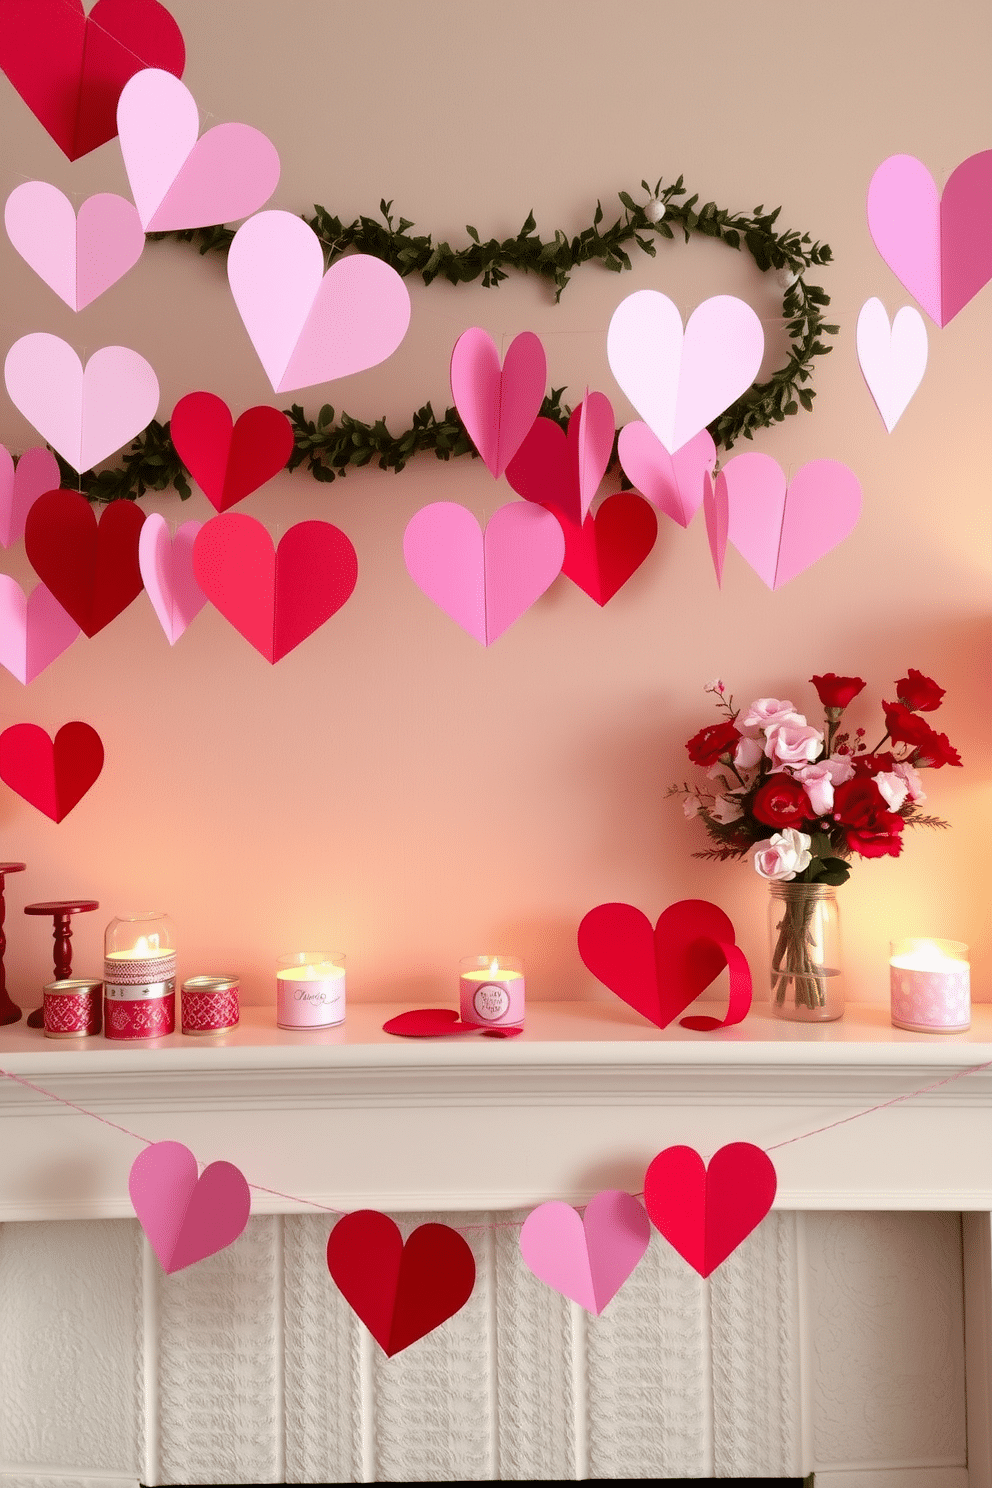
[{"left": 0, "top": 1002, "right": 988, "bottom": 1486}]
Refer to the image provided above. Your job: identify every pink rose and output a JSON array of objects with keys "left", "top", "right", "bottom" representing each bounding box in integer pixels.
[
  {"left": 752, "top": 828, "right": 812, "bottom": 881},
  {"left": 737, "top": 697, "right": 804, "bottom": 736},
  {"left": 892, "top": 760, "right": 927, "bottom": 803},
  {"left": 794, "top": 763, "right": 836, "bottom": 815},
  {"left": 733, "top": 735, "right": 764, "bottom": 770},
  {"left": 764, "top": 721, "right": 824, "bottom": 769},
  {"left": 874, "top": 770, "right": 909, "bottom": 812}
]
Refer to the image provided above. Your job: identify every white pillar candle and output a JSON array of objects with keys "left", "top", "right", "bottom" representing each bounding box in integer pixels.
[
  {"left": 889, "top": 938, "right": 970, "bottom": 1033},
  {"left": 276, "top": 953, "right": 346, "bottom": 1029}
]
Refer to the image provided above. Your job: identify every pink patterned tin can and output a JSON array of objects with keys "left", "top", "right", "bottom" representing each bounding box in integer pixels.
[
  {"left": 103, "top": 957, "right": 176, "bottom": 1042},
  {"left": 181, "top": 976, "right": 240, "bottom": 1035},
  {"left": 44, "top": 979, "right": 102, "bottom": 1038}
]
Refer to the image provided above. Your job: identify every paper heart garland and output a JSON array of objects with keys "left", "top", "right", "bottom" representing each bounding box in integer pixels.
[
  {"left": 545, "top": 492, "right": 658, "bottom": 606},
  {"left": 403, "top": 500, "right": 564, "bottom": 645},
  {"left": 5, "top": 184, "right": 145, "bottom": 311},
  {"left": 227, "top": 210, "right": 411, "bottom": 394},
  {"left": 504, "top": 392, "right": 613, "bottom": 519},
  {"left": 129, "top": 1141, "right": 251, "bottom": 1274},
  {"left": 192, "top": 515, "right": 358, "bottom": 663},
  {"left": 856, "top": 298, "right": 928, "bottom": 433},
  {"left": 0, "top": 446, "right": 60, "bottom": 548},
  {"left": 0, "top": 0, "right": 185, "bottom": 160},
  {"left": 607, "top": 290, "right": 764, "bottom": 454},
  {"left": 643, "top": 1143, "right": 777, "bottom": 1278},
  {"left": 0, "top": 577, "right": 80, "bottom": 683},
  {"left": 25, "top": 491, "right": 146, "bottom": 638},
  {"left": 450, "top": 328, "right": 547, "bottom": 480},
  {"left": 723, "top": 453, "right": 862, "bottom": 590},
  {"left": 138, "top": 515, "right": 205, "bottom": 645},
  {"left": 867, "top": 151, "right": 992, "bottom": 327},
  {"left": 577, "top": 899, "right": 752, "bottom": 1031},
  {"left": 5, "top": 334, "right": 159, "bottom": 474},
  {"left": 117, "top": 67, "right": 280, "bottom": 233},
  {"left": 0, "top": 721, "right": 104, "bottom": 821},
  {"left": 169, "top": 393, "right": 294, "bottom": 512},
  {"left": 519, "top": 1190, "right": 651, "bottom": 1315},
  {"left": 326, "top": 1210, "right": 476, "bottom": 1356},
  {"left": 617, "top": 423, "right": 716, "bottom": 528}
]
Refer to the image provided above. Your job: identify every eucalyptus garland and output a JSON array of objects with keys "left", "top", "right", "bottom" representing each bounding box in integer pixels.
[{"left": 63, "top": 178, "right": 837, "bottom": 503}]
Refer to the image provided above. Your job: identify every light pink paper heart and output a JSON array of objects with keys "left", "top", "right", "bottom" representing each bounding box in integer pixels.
[
  {"left": 575, "top": 390, "right": 615, "bottom": 519},
  {"left": 607, "top": 290, "right": 763, "bottom": 454},
  {"left": 856, "top": 298, "right": 927, "bottom": 433},
  {"left": 227, "top": 210, "right": 411, "bottom": 394},
  {"left": 617, "top": 422, "right": 716, "bottom": 527},
  {"left": 138, "top": 514, "right": 205, "bottom": 644},
  {"left": 5, "top": 182, "right": 144, "bottom": 310},
  {"left": 403, "top": 500, "right": 564, "bottom": 645},
  {"left": 0, "top": 445, "right": 61, "bottom": 548},
  {"left": 867, "top": 151, "right": 992, "bottom": 327},
  {"left": 724, "top": 453, "right": 862, "bottom": 589},
  {"left": 519, "top": 1190, "right": 651, "bottom": 1315},
  {"left": 0, "top": 576, "right": 80, "bottom": 684},
  {"left": 4, "top": 333, "right": 159, "bottom": 473},
  {"left": 449, "top": 328, "right": 547, "bottom": 479},
  {"left": 117, "top": 67, "right": 280, "bottom": 232},
  {"left": 703, "top": 469, "right": 729, "bottom": 587},
  {"left": 129, "top": 1140, "right": 251, "bottom": 1275}
]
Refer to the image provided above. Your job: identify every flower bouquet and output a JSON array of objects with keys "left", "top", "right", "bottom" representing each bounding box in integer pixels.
[{"left": 669, "top": 671, "right": 960, "bottom": 1016}]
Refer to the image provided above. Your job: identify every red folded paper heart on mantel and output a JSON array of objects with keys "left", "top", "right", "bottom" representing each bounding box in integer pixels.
[
  {"left": 0, "top": 721, "right": 104, "bottom": 821},
  {"left": 577, "top": 898, "right": 751, "bottom": 1030},
  {"left": 326, "top": 1210, "right": 476, "bottom": 1356},
  {"left": 170, "top": 392, "right": 294, "bottom": 513},
  {"left": 382, "top": 1007, "right": 522, "bottom": 1038},
  {"left": 543, "top": 491, "right": 658, "bottom": 606},
  {"left": 643, "top": 1142, "right": 777, "bottom": 1277},
  {"left": 24, "top": 490, "right": 146, "bottom": 637}
]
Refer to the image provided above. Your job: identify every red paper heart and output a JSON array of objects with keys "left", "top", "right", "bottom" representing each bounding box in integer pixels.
[
  {"left": 0, "top": 0, "right": 186, "bottom": 160},
  {"left": 382, "top": 1008, "right": 523, "bottom": 1038},
  {"left": 643, "top": 1143, "right": 777, "bottom": 1277},
  {"left": 25, "top": 490, "right": 146, "bottom": 638},
  {"left": 506, "top": 416, "right": 580, "bottom": 521},
  {"left": 326, "top": 1210, "right": 476, "bottom": 1356},
  {"left": 192, "top": 514, "right": 358, "bottom": 663},
  {"left": 577, "top": 899, "right": 748, "bottom": 1028},
  {"left": 0, "top": 721, "right": 103, "bottom": 821},
  {"left": 547, "top": 492, "right": 658, "bottom": 606},
  {"left": 170, "top": 393, "right": 294, "bottom": 513}
]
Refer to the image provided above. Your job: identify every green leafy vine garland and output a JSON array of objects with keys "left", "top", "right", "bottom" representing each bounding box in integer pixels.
[{"left": 60, "top": 177, "right": 836, "bottom": 503}]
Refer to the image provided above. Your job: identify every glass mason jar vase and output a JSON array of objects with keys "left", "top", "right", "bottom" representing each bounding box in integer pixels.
[{"left": 767, "top": 882, "right": 843, "bottom": 1022}]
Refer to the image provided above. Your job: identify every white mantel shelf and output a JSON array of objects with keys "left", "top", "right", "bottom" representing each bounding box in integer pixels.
[{"left": 2, "top": 1000, "right": 992, "bottom": 1221}]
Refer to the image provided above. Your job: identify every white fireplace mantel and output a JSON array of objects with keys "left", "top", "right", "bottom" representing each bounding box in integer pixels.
[{"left": 3, "top": 1000, "right": 992, "bottom": 1221}]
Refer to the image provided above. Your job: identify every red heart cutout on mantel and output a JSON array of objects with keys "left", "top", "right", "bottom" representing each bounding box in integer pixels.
[
  {"left": 382, "top": 1008, "right": 523, "bottom": 1038},
  {"left": 193, "top": 514, "right": 358, "bottom": 663},
  {"left": 170, "top": 393, "right": 295, "bottom": 513},
  {"left": 577, "top": 898, "right": 750, "bottom": 1029},
  {"left": 24, "top": 491, "right": 146, "bottom": 638},
  {"left": 0, "top": 0, "right": 186, "bottom": 161},
  {"left": 545, "top": 492, "right": 658, "bottom": 606},
  {"left": 326, "top": 1210, "right": 476, "bottom": 1356},
  {"left": 0, "top": 721, "right": 104, "bottom": 821},
  {"left": 643, "top": 1143, "right": 777, "bottom": 1277}
]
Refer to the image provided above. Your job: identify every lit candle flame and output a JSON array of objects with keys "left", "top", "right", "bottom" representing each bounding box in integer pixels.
[{"left": 488, "top": 957, "right": 500, "bottom": 977}]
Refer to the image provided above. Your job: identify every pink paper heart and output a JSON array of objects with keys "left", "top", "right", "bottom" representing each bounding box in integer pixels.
[
  {"left": 450, "top": 328, "right": 547, "bottom": 479},
  {"left": 227, "top": 210, "right": 411, "bottom": 395},
  {"left": 856, "top": 298, "right": 928, "bottom": 432},
  {"left": 519, "top": 1190, "right": 651, "bottom": 1315},
  {"left": 617, "top": 422, "right": 716, "bottom": 527},
  {"left": 129, "top": 1140, "right": 251, "bottom": 1274},
  {"left": 703, "top": 470, "right": 728, "bottom": 587},
  {"left": 0, "top": 445, "right": 60, "bottom": 548},
  {"left": 607, "top": 291, "right": 763, "bottom": 454},
  {"left": 117, "top": 67, "right": 280, "bottom": 232},
  {"left": 0, "top": 576, "right": 80, "bottom": 684},
  {"left": 5, "top": 182, "right": 144, "bottom": 310},
  {"left": 724, "top": 453, "right": 862, "bottom": 589},
  {"left": 867, "top": 151, "right": 992, "bottom": 327},
  {"left": 403, "top": 500, "right": 564, "bottom": 645},
  {"left": 4, "top": 333, "right": 159, "bottom": 473},
  {"left": 138, "top": 514, "right": 205, "bottom": 645}
]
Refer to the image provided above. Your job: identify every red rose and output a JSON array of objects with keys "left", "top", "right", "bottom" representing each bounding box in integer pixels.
[
  {"left": 751, "top": 775, "right": 812, "bottom": 828},
  {"left": 852, "top": 751, "right": 895, "bottom": 777},
  {"left": 686, "top": 718, "right": 740, "bottom": 768},
  {"left": 810, "top": 673, "right": 865, "bottom": 710},
  {"left": 896, "top": 669, "right": 945, "bottom": 712},
  {"left": 882, "top": 701, "right": 936, "bottom": 748},
  {"left": 832, "top": 778, "right": 905, "bottom": 856},
  {"left": 844, "top": 824, "right": 904, "bottom": 858},
  {"left": 912, "top": 729, "right": 962, "bottom": 769}
]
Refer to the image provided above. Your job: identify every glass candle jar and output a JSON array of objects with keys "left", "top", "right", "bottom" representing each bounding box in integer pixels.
[
  {"left": 459, "top": 955, "right": 525, "bottom": 1029},
  {"left": 890, "top": 938, "right": 970, "bottom": 1033},
  {"left": 103, "top": 912, "right": 176, "bottom": 1041},
  {"left": 276, "top": 952, "right": 346, "bottom": 1029}
]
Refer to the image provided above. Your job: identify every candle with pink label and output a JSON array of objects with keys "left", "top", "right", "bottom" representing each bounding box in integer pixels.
[
  {"left": 276, "top": 952, "right": 346, "bottom": 1029},
  {"left": 459, "top": 955, "right": 525, "bottom": 1029},
  {"left": 889, "top": 938, "right": 970, "bottom": 1033}
]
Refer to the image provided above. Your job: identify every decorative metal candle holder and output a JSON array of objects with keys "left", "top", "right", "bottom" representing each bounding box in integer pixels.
[{"left": 103, "top": 912, "right": 177, "bottom": 1041}]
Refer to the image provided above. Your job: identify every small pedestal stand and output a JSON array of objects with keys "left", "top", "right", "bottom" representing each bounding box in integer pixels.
[
  {"left": 24, "top": 900, "right": 99, "bottom": 1028},
  {"left": 0, "top": 863, "right": 27, "bottom": 1025}
]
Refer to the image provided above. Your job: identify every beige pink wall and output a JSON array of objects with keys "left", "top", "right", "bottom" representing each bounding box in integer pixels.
[{"left": 0, "top": 0, "right": 988, "bottom": 1008}]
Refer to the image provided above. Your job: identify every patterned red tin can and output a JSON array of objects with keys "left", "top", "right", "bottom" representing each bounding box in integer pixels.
[
  {"left": 103, "top": 952, "right": 177, "bottom": 1041},
  {"left": 44, "top": 979, "right": 102, "bottom": 1038},
  {"left": 181, "top": 976, "right": 240, "bottom": 1035}
]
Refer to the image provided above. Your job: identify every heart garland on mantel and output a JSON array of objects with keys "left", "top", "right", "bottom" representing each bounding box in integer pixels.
[
  {"left": 520, "top": 1190, "right": 651, "bottom": 1314},
  {"left": 24, "top": 491, "right": 146, "bottom": 638},
  {"left": 643, "top": 1143, "right": 778, "bottom": 1278},
  {"left": 129, "top": 1141, "right": 252, "bottom": 1274}
]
